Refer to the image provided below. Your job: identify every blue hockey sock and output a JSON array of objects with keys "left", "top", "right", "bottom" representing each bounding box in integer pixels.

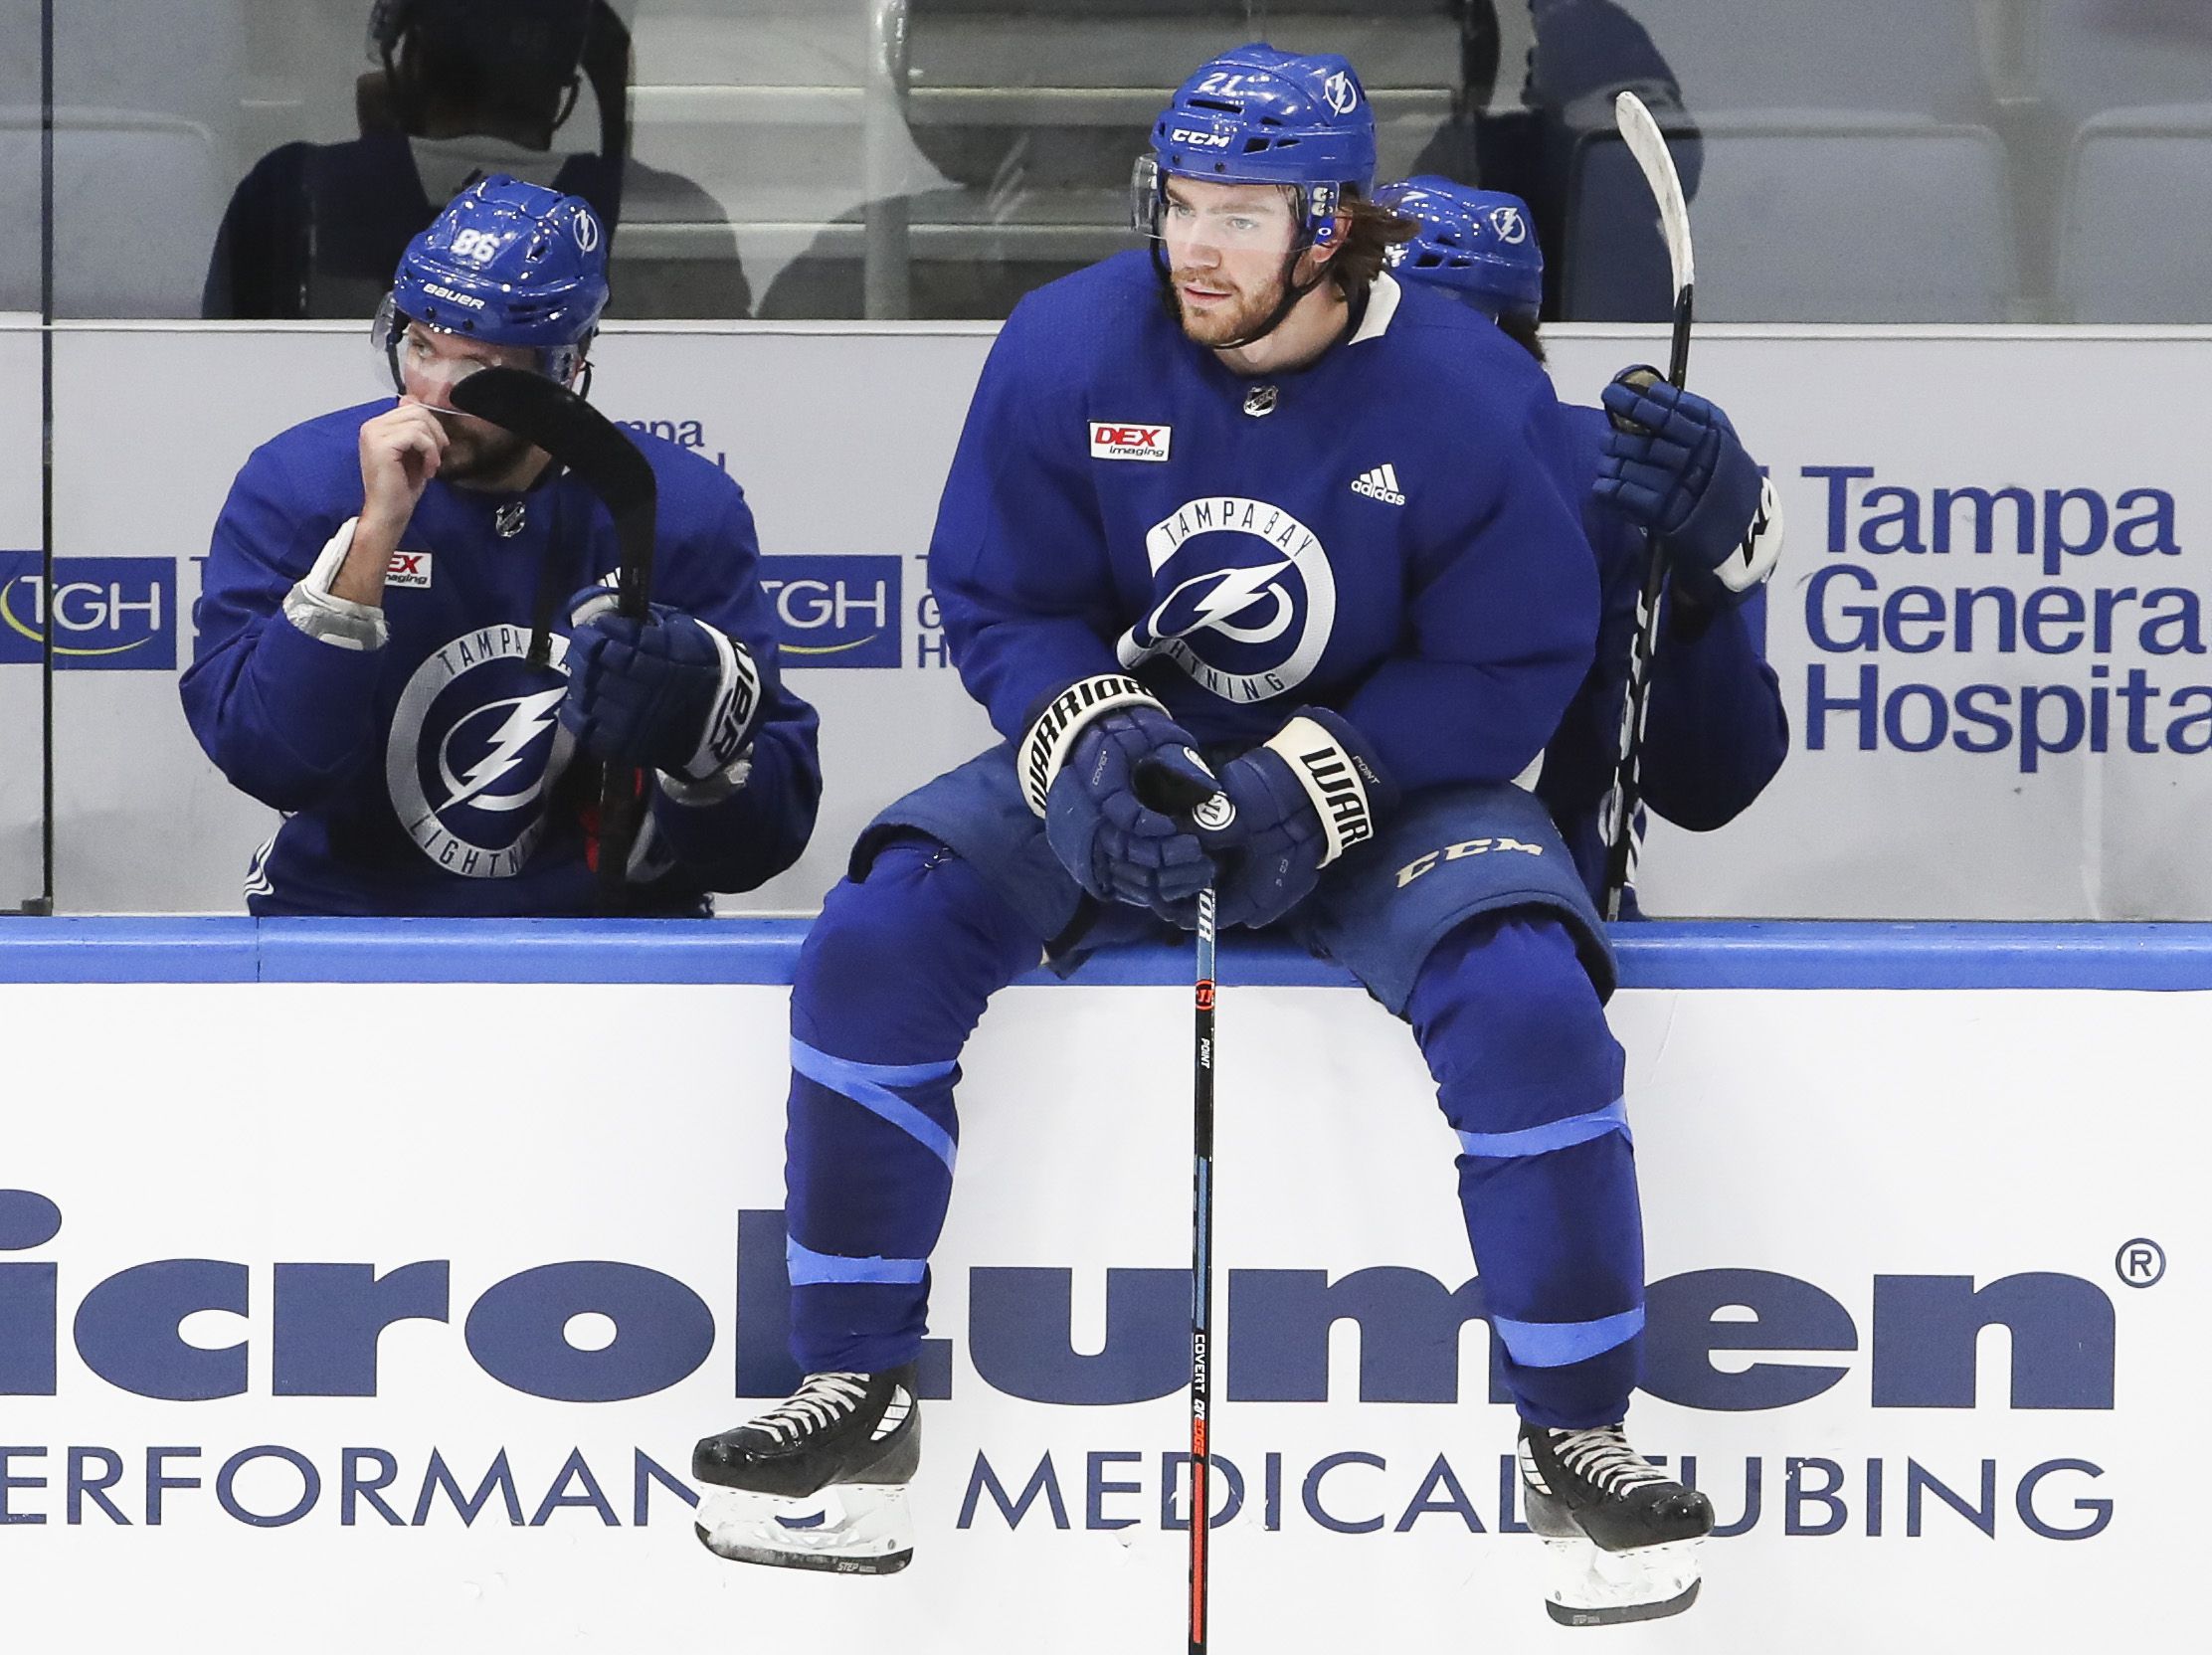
[
  {"left": 1407, "top": 912, "right": 1644, "bottom": 1429},
  {"left": 784, "top": 837, "right": 1040, "bottom": 1374}
]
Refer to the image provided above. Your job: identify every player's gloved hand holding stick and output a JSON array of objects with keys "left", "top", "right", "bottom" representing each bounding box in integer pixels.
[
  {"left": 1030, "top": 676, "right": 1217, "bottom": 913},
  {"left": 1185, "top": 707, "right": 1396, "bottom": 930},
  {"left": 1595, "top": 371, "right": 1782, "bottom": 615},
  {"left": 561, "top": 591, "right": 766, "bottom": 794}
]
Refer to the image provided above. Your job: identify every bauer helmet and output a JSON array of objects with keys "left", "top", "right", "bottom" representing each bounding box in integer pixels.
[
  {"left": 375, "top": 175, "right": 609, "bottom": 390},
  {"left": 1374, "top": 177, "right": 1544, "bottom": 317},
  {"left": 1132, "top": 43, "right": 1378, "bottom": 249}
]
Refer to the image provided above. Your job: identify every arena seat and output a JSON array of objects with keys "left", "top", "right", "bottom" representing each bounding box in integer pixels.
[
  {"left": 1564, "top": 112, "right": 2016, "bottom": 322},
  {"left": 2061, "top": 102, "right": 2212, "bottom": 322},
  {"left": 0, "top": 109, "right": 228, "bottom": 316}
]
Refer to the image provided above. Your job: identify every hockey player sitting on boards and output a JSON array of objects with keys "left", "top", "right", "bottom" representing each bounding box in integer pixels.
[
  {"left": 689, "top": 45, "right": 1713, "bottom": 1627},
  {"left": 183, "top": 177, "right": 819, "bottom": 916}
]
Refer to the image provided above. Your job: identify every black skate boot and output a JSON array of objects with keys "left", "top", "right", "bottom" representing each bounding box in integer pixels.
[
  {"left": 1517, "top": 1420, "right": 1714, "bottom": 1626},
  {"left": 691, "top": 1366, "right": 920, "bottom": 1573}
]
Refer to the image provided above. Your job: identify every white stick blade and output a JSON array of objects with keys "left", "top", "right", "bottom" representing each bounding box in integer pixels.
[{"left": 1613, "top": 91, "right": 1695, "bottom": 296}]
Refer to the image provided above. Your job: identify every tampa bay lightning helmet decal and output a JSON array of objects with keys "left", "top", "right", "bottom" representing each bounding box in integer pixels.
[
  {"left": 1374, "top": 176, "right": 1545, "bottom": 317},
  {"left": 386, "top": 627, "right": 580, "bottom": 876},
  {"left": 1114, "top": 495, "right": 1339, "bottom": 702},
  {"left": 375, "top": 174, "right": 610, "bottom": 390}
]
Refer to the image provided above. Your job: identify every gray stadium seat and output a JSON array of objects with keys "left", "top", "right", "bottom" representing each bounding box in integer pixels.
[
  {"left": 2038, "top": 0, "right": 2212, "bottom": 128},
  {"left": 2062, "top": 102, "right": 2212, "bottom": 322},
  {"left": 632, "top": 0, "right": 1469, "bottom": 317},
  {"left": 1565, "top": 112, "right": 2016, "bottom": 322},
  {"left": 1611, "top": 0, "right": 1989, "bottom": 118},
  {"left": 0, "top": 109, "right": 229, "bottom": 316}
]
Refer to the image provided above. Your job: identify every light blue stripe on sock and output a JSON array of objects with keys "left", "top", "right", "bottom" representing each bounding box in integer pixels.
[
  {"left": 791, "top": 1037, "right": 959, "bottom": 1171},
  {"left": 1492, "top": 1305, "right": 1646, "bottom": 1369},
  {"left": 1455, "top": 1097, "right": 1631, "bottom": 1160},
  {"left": 787, "top": 1235, "right": 927, "bottom": 1287}
]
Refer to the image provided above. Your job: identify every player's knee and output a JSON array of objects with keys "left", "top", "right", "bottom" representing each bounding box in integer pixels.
[
  {"left": 793, "top": 838, "right": 1036, "bottom": 1054},
  {"left": 1410, "top": 909, "right": 1623, "bottom": 1112}
]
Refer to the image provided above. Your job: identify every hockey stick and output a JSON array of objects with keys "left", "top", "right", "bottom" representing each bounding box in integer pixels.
[
  {"left": 1133, "top": 758, "right": 1220, "bottom": 1655},
  {"left": 1184, "top": 881, "right": 1216, "bottom": 1655},
  {"left": 1598, "top": 90, "right": 1696, "bottom": 922},
  {"left": 448, "top": 366, "right": 656, "bottom": 915}
]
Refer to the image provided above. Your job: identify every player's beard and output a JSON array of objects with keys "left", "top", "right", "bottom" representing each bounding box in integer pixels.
[
  {"left": 435, "top": 416, "right": 535, "bottom": 485},
  {"left": 1170, "top": 263, "right": 1290, "bottom": 348}
]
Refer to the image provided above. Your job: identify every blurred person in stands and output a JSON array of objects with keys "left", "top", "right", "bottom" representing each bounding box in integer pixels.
[
  {"left": 184, "top": 178, "right": 817, "bottom": 916},
  {"left": 1420, "top": 0, "right": 1702, "bottom": 320},
  {"left": 204, "top": 0, "right": 745, "bottom": 320}
]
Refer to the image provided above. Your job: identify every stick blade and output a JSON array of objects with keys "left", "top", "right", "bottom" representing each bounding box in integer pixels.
[
  {"left": 1613, "top": 91, "right": 1695, "bottom": 298},
  {"left": 449, "top": 367, "right": 655, "bottom": 520}
]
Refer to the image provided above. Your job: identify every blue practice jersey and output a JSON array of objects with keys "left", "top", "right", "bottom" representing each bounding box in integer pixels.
[
  {"left": 931, "top": 253, "right": 1597, "bottom": 795},
  {"left": 183, "top": 401, "right": 821, "bottom": 915},
  {"left": 1532, "top": 402, "right": 1789, "bottom": 909}
]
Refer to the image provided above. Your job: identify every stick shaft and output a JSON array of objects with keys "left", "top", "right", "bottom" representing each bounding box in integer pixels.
[
  {"left": 1188, "top": 886, "right": 1216, "bottom": 1655},
  {"left": 1602, "top": 92, "right": 1697, "bottom": 919}
]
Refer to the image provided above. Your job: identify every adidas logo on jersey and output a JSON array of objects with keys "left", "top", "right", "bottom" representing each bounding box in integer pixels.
[{"left": 1350, "top": 463, "right": 1405, "bottom": 506}]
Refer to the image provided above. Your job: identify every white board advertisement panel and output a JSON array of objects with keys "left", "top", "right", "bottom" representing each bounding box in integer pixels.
[
  {"left": 0, "top": 975, "right": 2187, "bottom": 1652},
  {"left": 35, "top": 323, "right": 2212, "bottom": 917}
]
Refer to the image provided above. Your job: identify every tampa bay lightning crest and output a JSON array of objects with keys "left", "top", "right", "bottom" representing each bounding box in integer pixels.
[
  {"left": 1116, "top": 495, "right": 1338, "bottom": 701},
  {"left": 385, "top": 625, "right": 577, "bottom": 877}
]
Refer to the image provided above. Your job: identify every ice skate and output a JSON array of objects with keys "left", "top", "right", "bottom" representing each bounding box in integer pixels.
[
  {"left": 1517, "top": 1420, "right": 1714, "bottom": 1626},
  {"left": 692, "top": 1366, "right": 920, "bottom": 1574}
]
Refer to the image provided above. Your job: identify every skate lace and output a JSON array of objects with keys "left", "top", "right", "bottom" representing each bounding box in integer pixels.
[
  {"left": 750, "top": 1373, "right": 871, "bottom": 1445},
  {"left": 1551, "top": 1426, "right": 1671, "bottom": 1497}
]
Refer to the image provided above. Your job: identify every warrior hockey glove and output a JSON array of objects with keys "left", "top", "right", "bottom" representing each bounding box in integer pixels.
[
  {"left": 1595, "top": 368, "right": 1783, "bottom": 609},
  {"left": 561, "top": 587, "right": 763, "bottom": 785},
  {"left": 1194, "top": 708, "right": 1396, "bottom": 931},
  {"left": 1034, "top": 682, "right": 1217, "bottom": 913}
]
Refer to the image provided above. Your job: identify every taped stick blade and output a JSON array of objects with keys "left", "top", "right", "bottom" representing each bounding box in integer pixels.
[{"left": 1613, "top": 91, "right": 1695, "bottom": 301}]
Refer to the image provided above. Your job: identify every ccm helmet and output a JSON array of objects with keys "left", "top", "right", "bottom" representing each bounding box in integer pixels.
[{"left": 1133, "top": 42, "right": 1378, "bottom": 247}]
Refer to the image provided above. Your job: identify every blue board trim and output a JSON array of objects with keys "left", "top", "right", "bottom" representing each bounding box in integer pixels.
[{"left": 5, "top": 916, "right": 2212, "bottom": 990}]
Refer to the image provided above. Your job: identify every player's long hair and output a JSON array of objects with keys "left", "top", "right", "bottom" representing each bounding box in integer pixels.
[
  {"left": 1497, "top": 308, "right": 1547, "bottom": 364},
  {"left": 1326, "top": 195, "right": 1418, "bottom": 299}
]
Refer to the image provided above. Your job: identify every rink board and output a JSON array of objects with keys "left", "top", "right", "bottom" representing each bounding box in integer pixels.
[
  {"left": 0, "top": 919, "right": 2192, "bottom": 1653},
  {"left": 22, "top": 321, "right": 2212, "bottom": 918}
]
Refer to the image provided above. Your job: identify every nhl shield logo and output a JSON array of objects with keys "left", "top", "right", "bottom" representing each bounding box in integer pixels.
[{"left": 1242, "top": 385, "right": 1278, "bottom": 418}]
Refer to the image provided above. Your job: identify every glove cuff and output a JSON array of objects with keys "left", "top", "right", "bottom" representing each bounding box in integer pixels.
[
  {"left": 1260, "top": 709, "right": 1391, "bottom": 865},
  {"left": 282, "top": 517, "right": 389, "bottom": 651},
  {"left": 1715, "top": 473, "right": 1785, "bottom": 596},
  {"left": 676, "top": 624, "right": 763, "bottom": 782},
  {"left": 1019, "top": 673, "right": 1165, "bottom": 817}
]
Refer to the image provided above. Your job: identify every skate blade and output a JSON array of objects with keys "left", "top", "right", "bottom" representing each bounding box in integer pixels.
[
  {"left": 693, "top": 1485, "right": 913, "bottom": 1576},
  {"left": 1541, "top": 1536, "right": 1703, "bottom": 1627}
]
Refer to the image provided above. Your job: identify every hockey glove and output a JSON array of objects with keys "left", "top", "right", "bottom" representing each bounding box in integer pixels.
[
  {"left": 1042, "top": 703, "right": 1218, "bottom": 913},
  {"left": 1595, "top": 367, "right": 1783, "bottom": 609},
  {"left": 1193, "top": 708, "right": 1396, "bottom": 931},
  {"left": 560, "top": 587, "right": 763, "bottom": 786}
]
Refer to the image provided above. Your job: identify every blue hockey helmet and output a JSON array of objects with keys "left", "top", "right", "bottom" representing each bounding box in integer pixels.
[
  {"left": 1374, "top": 177, "right": 1544, "bottom": 317},
  {"left": 1133, "top": 43, "right": 1378, "bottom": 247},
  {"left": 378, "top": 175, "right": 609, "bottom": 386}
]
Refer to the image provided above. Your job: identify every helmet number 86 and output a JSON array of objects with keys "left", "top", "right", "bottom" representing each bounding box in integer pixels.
[{"left": 450, "top": 229, "right": 501, "bottom": 265}]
